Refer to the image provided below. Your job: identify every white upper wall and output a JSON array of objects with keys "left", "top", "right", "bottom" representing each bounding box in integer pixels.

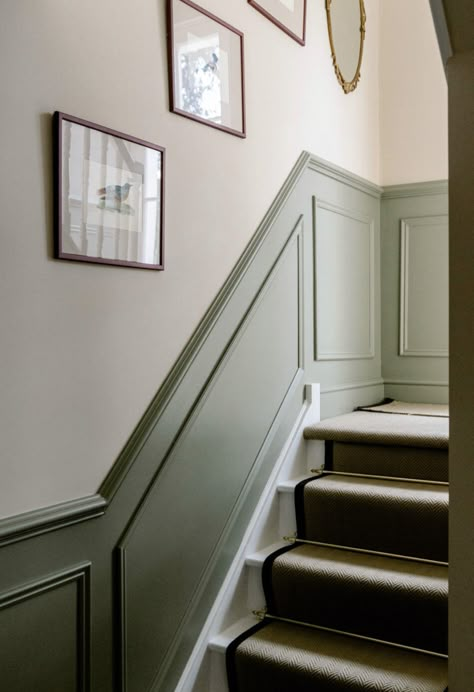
[
  {"left": 0, "top": 0, "right": 449, "bottom": 519},
  {"left": 0, "top": 0, "right": 381, "bottom": 518},
  {"left": 380, "top": 0, "right": 448, "bottom": 185}
]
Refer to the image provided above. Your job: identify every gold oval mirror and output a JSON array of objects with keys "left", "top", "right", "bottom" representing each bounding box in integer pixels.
[{"left": 326, "top": 0, "right": 366, "bottom": 94}]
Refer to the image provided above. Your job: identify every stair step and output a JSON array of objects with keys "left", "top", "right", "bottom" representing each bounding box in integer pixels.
[
  {"left": 227, "top": 620, "right": 448, "bottom": 692},
  {"left": 303, "top": 410, "right": 449, "bottom": 449},
  {"left": 297, "top": 475, "right": 448, "bottom": 562},
  {"left": 263, "top": 543, "right": 448, "bottom": 653},
  {"left": 328, "top": 441, "right": 448, "bottom": 481}
]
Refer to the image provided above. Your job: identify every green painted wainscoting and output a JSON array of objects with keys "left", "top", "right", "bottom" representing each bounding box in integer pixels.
[
  {"left": 381, "top": 181, "right": 449, "bottom": 404},
  {"left": 0, "top": 153, "right": 385, "bottom": 692}
]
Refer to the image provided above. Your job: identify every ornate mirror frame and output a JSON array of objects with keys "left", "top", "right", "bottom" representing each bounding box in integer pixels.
[{"left": 325, "top": 0, "right": 366, "bottom": 94}]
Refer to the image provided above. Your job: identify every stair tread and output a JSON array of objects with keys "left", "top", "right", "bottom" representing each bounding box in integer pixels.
[
  {"left": 265, "top": 544, "right": 448, "bottom": 653},
  {"left": 270, "top": 543, "right": 448, "bottom": 588},
  {"left": 304, "top": 410, "right": 448, "bottom": 449},
  {"left": 229, "top": 620, "right": 448, "bottom": 691},
  {"left": 299, "top": 475, "right": 448, "bottom": 561},
  {"left": 304, "top": 474, "right": 449, "bottom": 496}
]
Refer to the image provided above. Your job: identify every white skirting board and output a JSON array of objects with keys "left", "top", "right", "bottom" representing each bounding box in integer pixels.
[{"left": 175, "top": 383, "right": 322, "bottom": 692}]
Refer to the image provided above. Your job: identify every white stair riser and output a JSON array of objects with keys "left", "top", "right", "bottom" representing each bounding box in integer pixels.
[
  {"left": 306, "top": 439, "right": 325, "bottom": 472},
  {"left": 175, "top": 385, "right": 321, "bottom": 692}
]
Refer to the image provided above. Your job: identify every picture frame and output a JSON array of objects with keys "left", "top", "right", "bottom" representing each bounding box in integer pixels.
[
  {"left": 248, "top": 0, "right": 307, "bottom": 45},
  {"left": 54, "top": 112, "right": 165, "bottom": 270},
  {"left": 167, "top": 0, "right": 246, "bottom": 138}
]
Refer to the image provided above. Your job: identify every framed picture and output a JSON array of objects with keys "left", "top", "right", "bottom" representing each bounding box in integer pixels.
[
  {"left": 248, "top": 0, "right": 307, "bottom": 45},
  {"left": 54, "top": 112, "right": 165, "bottom": 270},
  {"left": 167, "top": 0, "right": 246, "bottom": 137}
]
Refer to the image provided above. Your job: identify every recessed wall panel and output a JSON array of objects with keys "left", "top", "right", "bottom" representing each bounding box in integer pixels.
[
  {"left": 0, "top": 565, "right": 90, "bottom": 692},
  {"left": 314, "top": 199, "right": 375, "bottom": 360},
  {"left": 400, "top": 215, "right": 449, "bottom": 357}
]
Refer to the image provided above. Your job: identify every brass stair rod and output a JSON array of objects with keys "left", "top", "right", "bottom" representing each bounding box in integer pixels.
[
  {"left": 253, "top": 611, "right": 448, "bottom": 661},
  {"left": 282, "top": 535, "right": 448, "bottom": 567},
  {"left": 310, "top": 468, "right": 449, "bottom": 486}
]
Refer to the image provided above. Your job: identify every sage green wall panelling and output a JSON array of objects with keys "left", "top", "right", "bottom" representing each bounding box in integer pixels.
[
  {"left": 381, "top": 182, "right": 449, "bottom": 403},
  {"left": 0, "top": 564, "right": 90, "bottom": 692},
  {"left": 0, "top": 155, "right": 384, "bottom": 692},
  {"left": 314, "top": 199, "right": 375, "bottom": 360}
]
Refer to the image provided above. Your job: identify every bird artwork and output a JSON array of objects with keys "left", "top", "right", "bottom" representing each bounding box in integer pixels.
[
  {"left": 96, "top": 182, "right": 134, "bottom": 215},
  {"left": 203, "top": 52, "right": 218, "bottom": 73}
]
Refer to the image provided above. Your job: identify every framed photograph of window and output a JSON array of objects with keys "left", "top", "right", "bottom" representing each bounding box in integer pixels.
[
  {"left": 54, "top": 112, "right": 165, "bottom": 270},
  {"left": 167, "top": 0, "right": 246, "bottom": 138},
  {"left": 248, "top": 0, "right": 307, "bottom": 45}
]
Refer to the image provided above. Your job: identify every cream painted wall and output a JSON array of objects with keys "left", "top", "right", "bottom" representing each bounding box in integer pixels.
[
  {"left": 0, "top": 0, "right": 381, "bottom": 518},
  {"left": 380, "top": 0, "right": 448, "bottom": 185}
]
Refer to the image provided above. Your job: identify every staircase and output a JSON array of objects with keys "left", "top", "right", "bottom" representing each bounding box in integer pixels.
[{"left": 223, "top": 399, "right": 449, "bottom": 691}]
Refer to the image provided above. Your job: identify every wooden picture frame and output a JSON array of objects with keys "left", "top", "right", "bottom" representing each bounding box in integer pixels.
[
  {"left": 167, "top": 0, "right": 246, "bottom": 138},
  {"left": 54, "top": 112, "right": 165, "bottom": 270},
  {"left": 248, "top": 0, "right": 307, "bottom": 46}
]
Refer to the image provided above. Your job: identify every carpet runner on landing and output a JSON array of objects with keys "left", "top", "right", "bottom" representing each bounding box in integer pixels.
[{"left": 226, "top": 401, "right": 448, "bottom": 691}]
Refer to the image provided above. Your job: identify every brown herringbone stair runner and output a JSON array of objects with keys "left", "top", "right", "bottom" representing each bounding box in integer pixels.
[{"left": 226, "top": 401, "right": 449, "bottom": 691}]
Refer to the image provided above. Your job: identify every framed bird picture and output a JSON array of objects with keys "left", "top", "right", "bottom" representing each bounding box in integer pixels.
[
  {"left": 248, "top": 0, "right": 307, "bottom": 45},
  {"left": 167, "top": 0, "right": 246, "bottom": 137},
  {"left": 54, "top": 112, "right": 165, "bottom": 269}
]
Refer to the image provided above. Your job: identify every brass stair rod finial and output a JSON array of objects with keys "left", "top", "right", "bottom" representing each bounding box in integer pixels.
[{"left": 252, "top": 607, "right": 268, "bottom": 621}]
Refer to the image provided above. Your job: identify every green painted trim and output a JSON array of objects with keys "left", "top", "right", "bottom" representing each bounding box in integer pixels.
[
  {"left": 117, "top": 219, "right": 305, "bottom": 551},
  {"left": 429, "top": 0, "right": 452, "bottom": 70},
  {"left": 384, "top": 379, "right": 449, "bottom": 387},
  {"left": 0, "top": 494, "right": 107, "bottom": 547},
  {"left": 308, "top": 154, "right": 383, "bottom": 199},
  {"left": 100, "top": 152, "right": 383, "bottom": 504},
  {"left": 321, "top": 379, "right": 384, "bottom": 394},
  {"left": 382, "top": 180, "right": 448, "bottom": 199},
  {"left": 0, "top": 562, "right": 91, "bottom": 692},
  {"left": 115, "top": 548, "right": 127, "bottom": 692},
  {"left": 399, "top": 215, "right": 449, "bottom": 358},
  {"left": 0, "top": 152, "right": 383, "bottom": 547},
  {"left": 99, "top": 152, "right": 311, "bottom": 504}
]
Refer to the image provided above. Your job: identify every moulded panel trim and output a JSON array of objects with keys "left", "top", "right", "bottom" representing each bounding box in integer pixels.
[
  {"left": 382, "top": 180, "right": 448, "bottom": 199},
  {"left": 384, "top": 379, "right": 449, "bottom": 387},
  {"left": 0, "top": 562, "right": 91, "bottom": 692},
  {"left": 399, "top": 216, "right": 449, "bottom": 358},
  {"left": 99, "top": 152, "right": 382, "bottom": 509},
  {"left": 321, "top": 378, "right": 384, "bottom": 394},
  {"left": 308, "top": 155, "right": 383, "bottom": 199},
  {"left": 0, "top": 494, "right": 107, "bottom": 547},
  {"left": 313, "top": 197, "right": 375, "bottom": 361},
  {"left": 117, "top": 218, "right": 305, "bottom": 692},
  {"left": 99, "top": 153, "right": 311, "bottom": 505}
]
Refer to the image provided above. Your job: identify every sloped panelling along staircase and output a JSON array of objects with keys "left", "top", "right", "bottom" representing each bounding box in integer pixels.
[{"left": 225, "top": 400, "right": 449, "bottom": 691}]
